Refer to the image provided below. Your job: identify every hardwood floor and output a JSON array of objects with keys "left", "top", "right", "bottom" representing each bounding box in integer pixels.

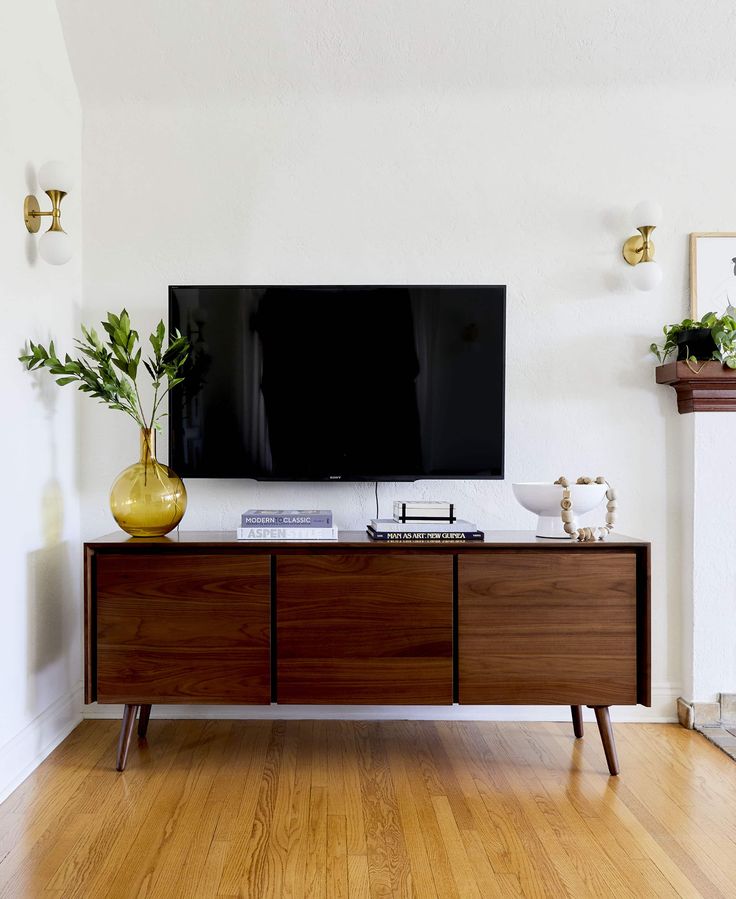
[{"left": 1, "top": 720, "right": 735, "bottom": 898}]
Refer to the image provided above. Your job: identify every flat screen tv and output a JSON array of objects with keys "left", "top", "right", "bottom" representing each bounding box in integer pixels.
[{"left": 169, "top": 285, "right": 505, "bottom": 481}]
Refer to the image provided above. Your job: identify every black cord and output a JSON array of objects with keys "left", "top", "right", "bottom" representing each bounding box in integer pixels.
[{"left": 375, "top": 481, "right": 379, "bottom": 519}]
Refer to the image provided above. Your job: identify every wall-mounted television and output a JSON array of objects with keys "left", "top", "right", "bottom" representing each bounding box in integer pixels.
[{"left": 168, "top": 285, "right": 505, "bottom": 481}]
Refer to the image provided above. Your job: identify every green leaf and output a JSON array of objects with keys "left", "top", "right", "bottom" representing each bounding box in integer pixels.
[{"left": 19, "top": 309, "right": 191, "bottom": 431}]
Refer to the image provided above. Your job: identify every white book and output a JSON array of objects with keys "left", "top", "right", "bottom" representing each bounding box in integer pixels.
[
  {"left": 393, "top": 501, "right": 452, "bottom": 512},
  {"left": 371, "top": 518, "right": 478, "bottom": 533},
  {"left": 236, "top": 526, "right": 339, "bottom": 541},
  {"left": 392, "top": 500, "right": 455, "bottom": 521}
]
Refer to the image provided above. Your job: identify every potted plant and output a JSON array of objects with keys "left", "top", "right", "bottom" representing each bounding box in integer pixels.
[
  {"left": 650, "top": 311, "right": 736, "bottom": 369},
  {"left": 20, "top": 310, "right": 191, "bottom": 536}
]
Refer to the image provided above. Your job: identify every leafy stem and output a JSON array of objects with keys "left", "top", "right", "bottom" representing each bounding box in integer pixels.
[{"left": 19, "top": 309, "right": 191, "bottom": 432}]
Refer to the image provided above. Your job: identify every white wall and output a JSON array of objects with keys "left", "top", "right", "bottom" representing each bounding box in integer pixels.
[
  {"left": 688, "top": 415, "right": 736, "bottom": 702},
  {"left": 0, "top": 0, "right": 82, "bottom": 801},
  {"left": 56, "top": 0, "right": 736, "bottom": 722}
]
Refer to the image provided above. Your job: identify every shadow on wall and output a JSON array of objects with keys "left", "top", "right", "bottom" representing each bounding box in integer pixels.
[
  {"left": 23, "top": 359, "right": 78, "bottom": 718},
  {"left": 25, "top": 542, "right": 76, "bottom": 716},
  {"left": 24, "top": 161, "right": 39, "bottom": 266}
]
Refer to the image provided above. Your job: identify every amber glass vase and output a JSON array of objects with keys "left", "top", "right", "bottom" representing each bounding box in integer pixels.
[{"left": 109, "top": 429, "right": 187, "bottom": 537}]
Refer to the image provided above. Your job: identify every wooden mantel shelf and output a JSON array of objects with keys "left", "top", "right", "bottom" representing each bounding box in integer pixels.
[{"left": 656, "top": 361, "right": 736, "bottom": 413}]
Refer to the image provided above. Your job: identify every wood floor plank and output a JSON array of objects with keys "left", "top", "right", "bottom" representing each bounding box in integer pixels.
[
  {"left": 431, "top": 723, "right": 520, "bottom": 897},
  {"left": 520, "top": 724, "right": 675, "bottom": 899},
  {"left": 326, "top": 815, "right": 348, "bottom": 899},
  {"left": 232, "top": 721, "right": 291, "bottom": 898},
  {"left": 2, "top": 721, "right": 736, "bottom": 899},
  {"left": 173, "top": 801, "right": 225, "bottom": 899},
  {"left": 485, "top": 723, "right": 597, "bottom": 897},
  {"left": 382, "top": 726, "right": 441, "bottom": 899},
  {"left": 0, "top": 722, "right": 118, "bottom": 871},
  {"left": 437, "top": 721, "right": 527, "bottom": 888},
  {"left": 415, "top": 722, "right": 476, "bottom": 831},
  {"left": 214, "top": 722, "right": 274, "bottom": 895},
  {"left": 305, "top": 785, "right": 327, "bottom": 899},
  {"left": 335, "top": 721, "right": 368, "bottom": 858},
  {"left": 545, "top": 725, "right": 714, "bottom": 898},
  {"left": 387, "top": 722, "right": 461, "bottom": 899},
  {"left": 327, "top": 726, "right": 347, "bottom": 818},
  {"left": 354, "top": 723, "right": 411, "bottom": 899},
  {"left": 346, "top": 855, "right": 370, "bottom": 899},
  {"left": 0, "top": 721, "right": 116, "bottom": 823},
  {"left": 455, "top": 723, "right": 573, "bottom": 898},
  {"left": 282, "top": 721, "right": 314, "bottom": 899},
  {"left": 622, "top": 724, "right": 736, "bottom": 842},
  {"left": 513, "top": 727, "right": 638, "bottom": 898},
  {"left": 618, "top": 731, "right": 736, "bottom": 882},
  {"left": 209, "top": 722, "right": 264, "bottom": 843},
  {"left": 431, "top": 794, "right": 483, "bottom": 899},
  {"left": 147, "top": 723, "right": 236, "bottom": 898},
  {"left": 1, "top": 721, "right": 182, "bottom": 899},
  {"left": 259, "top": 721, "right": 299, "bottom": 899},
  {"left": 71, "top": 720, "right": 212, "bottom": 899}
]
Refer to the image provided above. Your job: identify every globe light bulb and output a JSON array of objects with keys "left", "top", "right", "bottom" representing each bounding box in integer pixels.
[
  {"left": 633, "top": 200, "right": 662, "bottom": 228},
  {"left": 38, "top": 160, "right": 74, "bottom": 194},
  {"left": 630, "top": 260, "right": 662, "bottom": 291},
  {"left": 39, "top": 230, "right": 73, "bottom": 265}
]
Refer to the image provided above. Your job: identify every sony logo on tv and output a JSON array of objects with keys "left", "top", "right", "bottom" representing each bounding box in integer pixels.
[{"left": 328, "top": 475, "right": 342, "bottom": 480}]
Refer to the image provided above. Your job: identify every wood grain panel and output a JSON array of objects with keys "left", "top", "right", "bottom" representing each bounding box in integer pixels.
[
  {"left": 458, "top": 551, "right": 638, "bottom": 705},
  {"left": 84, "top": 545, "right": 97, "bottom": 703},
  {"left": 96, "top": 553, "right": 270, "bottom": 703},
  {"left": 277, "top": 554, "right": 453, "bottom": 704}
]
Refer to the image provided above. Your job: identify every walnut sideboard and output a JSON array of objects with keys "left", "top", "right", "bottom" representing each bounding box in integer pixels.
[{"left": 84, "top": 531, "right": 650, "bottom": 775}]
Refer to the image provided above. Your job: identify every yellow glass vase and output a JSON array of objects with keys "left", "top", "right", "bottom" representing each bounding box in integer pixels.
[{"left": 110, "top": 429, "right": 187, "bottom": 537}]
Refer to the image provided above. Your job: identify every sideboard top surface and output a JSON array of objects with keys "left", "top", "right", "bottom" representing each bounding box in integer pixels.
[{"left": 86, "top": 530, "right": 649, "bottom": 550}]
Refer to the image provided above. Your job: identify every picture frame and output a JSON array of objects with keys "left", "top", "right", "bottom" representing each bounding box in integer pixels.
[{"left": 689, "top": 232, "right": 736, "bottom": 319}]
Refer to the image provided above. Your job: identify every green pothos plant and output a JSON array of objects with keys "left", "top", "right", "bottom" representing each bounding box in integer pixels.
[
  {"left": 19, "top": 310, "right": 191, "bottom": 432},
  {"left": 650, "top": 311, "right": 736, "bottom": 370}
]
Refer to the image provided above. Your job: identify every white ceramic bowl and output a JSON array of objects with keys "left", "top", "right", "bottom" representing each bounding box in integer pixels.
[{"left": 512, "top": 481, "right": 608, "bottom": 538}]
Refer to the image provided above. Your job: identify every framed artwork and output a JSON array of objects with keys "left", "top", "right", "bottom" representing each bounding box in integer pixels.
[{"left": 690, "top": 232, "right": 736, "bottom": 319}]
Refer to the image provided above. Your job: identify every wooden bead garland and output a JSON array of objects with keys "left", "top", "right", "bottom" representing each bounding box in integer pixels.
[{"left": 553, "top": 475, "right": 616, "bottom": 542}]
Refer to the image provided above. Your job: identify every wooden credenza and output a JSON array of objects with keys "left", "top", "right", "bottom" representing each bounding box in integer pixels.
[{"left": 84, "top": 531, "right": 650, "bottom": 775}]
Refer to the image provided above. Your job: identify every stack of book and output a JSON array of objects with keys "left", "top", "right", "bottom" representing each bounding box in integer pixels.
[
  {"left": 368, "top": 501, "right": 483, "bottom": 541},
  {"left": 237, "top": 510, "right": 338, "bottom": 541}
]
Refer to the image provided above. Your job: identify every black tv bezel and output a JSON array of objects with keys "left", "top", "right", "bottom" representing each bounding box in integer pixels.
[{"left": 168, "top": 284, "right": 506, "bottom": 482}]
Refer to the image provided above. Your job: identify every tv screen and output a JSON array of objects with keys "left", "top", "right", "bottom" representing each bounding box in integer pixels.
[{"left": 169, "top": 285, "right": 505, "bottom": 481}]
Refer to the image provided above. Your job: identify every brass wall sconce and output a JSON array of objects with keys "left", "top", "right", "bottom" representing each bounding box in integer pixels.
[
  {"left": 23, "top": 161, "right": 74, "bottom": 265},
  {"left": 622, "top": 200, "right": 663, "bottom": 291}
]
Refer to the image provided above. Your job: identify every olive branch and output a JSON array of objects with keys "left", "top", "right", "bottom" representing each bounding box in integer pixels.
[{"left": 19, "top": 309, "right": 191, "bottom": 432}]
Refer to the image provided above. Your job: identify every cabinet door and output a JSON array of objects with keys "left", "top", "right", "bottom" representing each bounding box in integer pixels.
[
  {"left": 96, "top": 553, "right": 270, "bottom": 703},
  {"left": 277, "top": 554, "right": 453, "bottom": 704},
  {"left": 459, "top": 552, "right": 638, "bottom": 705}
]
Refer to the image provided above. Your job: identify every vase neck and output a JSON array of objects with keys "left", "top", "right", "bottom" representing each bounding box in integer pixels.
[{"left": 140, "top": 428, "right": 157, "bottom": 464}]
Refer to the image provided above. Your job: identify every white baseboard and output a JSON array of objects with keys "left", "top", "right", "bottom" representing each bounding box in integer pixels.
[
  {"left": 83, "top": 683, "right": 680, "bottom": 724},
  {"left": 0, "top": 685, "right": 83, "bottom": 805}
]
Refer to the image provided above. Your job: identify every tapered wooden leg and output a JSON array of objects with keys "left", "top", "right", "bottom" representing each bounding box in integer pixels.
[
  {"left": 116, "top": 704, "right": 140, "bottom": 772},
  {"left": 571, "top": 705, "right": 584, "bottom": 738},
  {"left": 138, "top": 704, "right": 152, "bottom": 739},
  {"left": 592, "top": 706, "right": 620, "bottom": 775}
]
